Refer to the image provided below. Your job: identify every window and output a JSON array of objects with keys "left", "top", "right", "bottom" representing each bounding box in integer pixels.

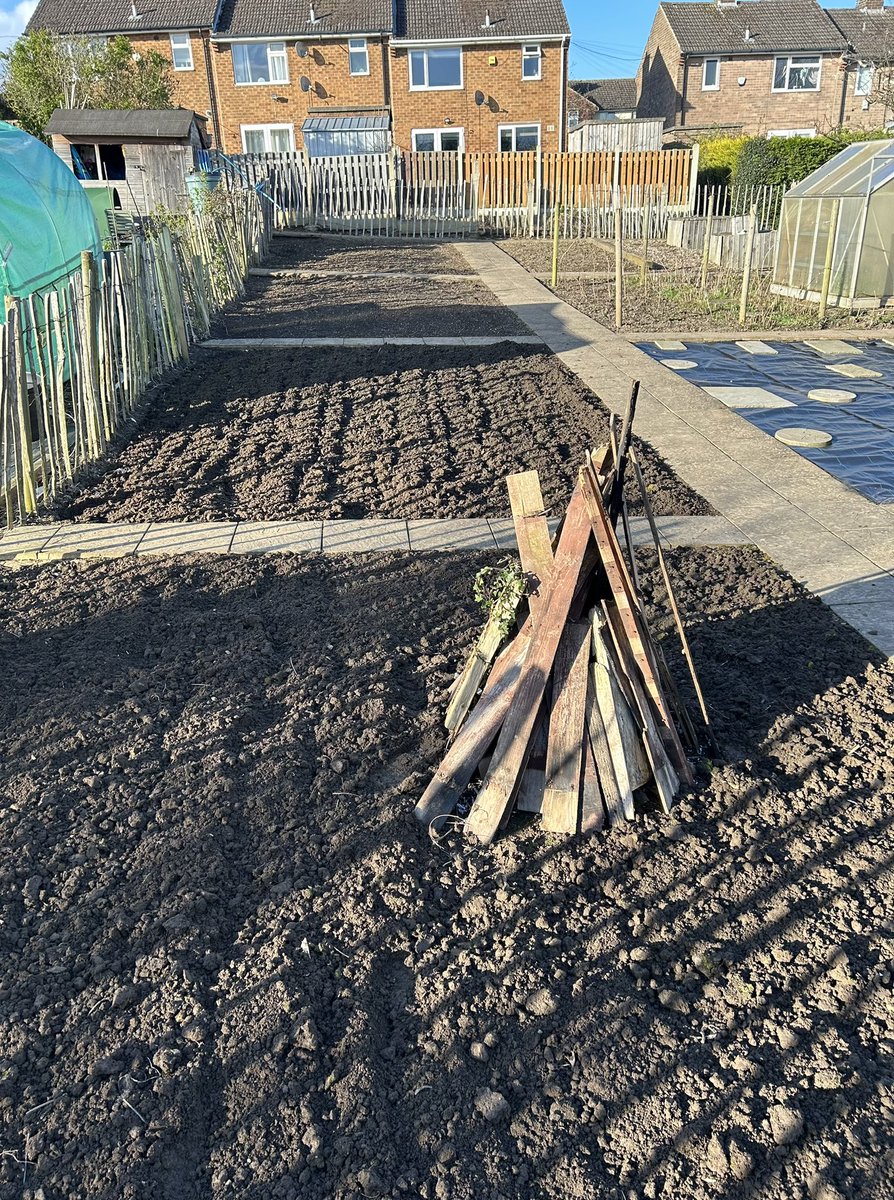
[
  {"left": 232, "top": 42, "right": 288, "bottom": 85},
  {"left": 773, "top": 55, "right": 821, "bottom": 92},
  {"left": 522, "top": 44, "right": 541, "bottom": 80},
  {"left": 71, "top": 143, "right": 126, "bottom": 180},
  {"left": 409, "top": 47, "right": 463, "bottom": 90},
  {"left": 412, "top": 128, "right": 464, "bottom": 151},
  {"left": 170, "top": 33, "right": 193, "bottom": 71},
  {"left": 241, "top": 124, "right": 294, "bottom": 153},
  {"left": 766, "top": 128, "right": 816, "bottom": 138},
  {"left": 499, "top": 123, "right": 540, "bottom": 151},
  {"left": 348, "top": 38, "right": 369, "bottom": 76},
  {"left": 702, "top": 58, "right": 719, "bottom": 90},
  {"left": 855, "top": 63, "right": 873, "bottom": 96}
]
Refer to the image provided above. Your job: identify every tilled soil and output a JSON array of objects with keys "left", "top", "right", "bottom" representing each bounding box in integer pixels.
[
  {"left": 1, "top": 548, "right": 892, "bottom": 1200},
  {"left": 54, "top": 346, "right": 711, "bottom": 523},
  {"left": 212, "top": 275, "right": 528, "bottom": 340},
  {"left": 265, "top": 235, "right": 471, "bottom": 275}
]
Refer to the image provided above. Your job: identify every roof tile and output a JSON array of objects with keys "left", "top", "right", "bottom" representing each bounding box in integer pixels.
[{"left": 660, "top": 0, "right": 847, "bottom": 56}]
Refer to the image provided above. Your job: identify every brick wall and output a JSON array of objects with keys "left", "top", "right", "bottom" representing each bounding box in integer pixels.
[
  {"left": 637, "top": 9, "right": 684, "bottom": 128},
  {"left": 840, "top": 63, "right": 894, "bottom": 130},
  {"left": 209, "top": 37, "right": 389, "bottom": 153},
  {"left": 679, "top": 52, "right": 848, "bottom": 135},
  {"left": 130, "top": 33, "right": 214, "bottom": 124},
  {"left": 389, "top": 41, "right": 566, "bottom": 153}
]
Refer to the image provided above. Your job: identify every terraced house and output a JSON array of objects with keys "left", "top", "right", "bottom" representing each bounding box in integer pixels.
[
  {"left": 637, "top": 0, "right": 894, "bottom": 138},
  {"left": 27, "top": 0, "right": 571, "bottom": 155}
]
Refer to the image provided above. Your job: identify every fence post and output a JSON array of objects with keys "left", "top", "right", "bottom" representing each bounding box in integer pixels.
[
  {"left": 700, "top": 194, "right": 714, "bottom": 295},
  {"left": 551, "top": 202, "right": 561, "bottom": 288},
  {"left": 687, "top": 141, "right": 700, "bottom": 213},
  {"left": 4, "top": 294, "right": 38, "bottom": 516},
  {"left": 641, "top": 191, "right": 651, "bottom": 287},
  {"left": 817, "top": 196, "right": 841, "bottom": 327},
  {"left": 471, "top": 156, "right": 481, "bottom": 223},
  {"left": 614, "top": 188, "right": 624, "bottom": 330},
  {"left": 738, "top": 202, "right": 758, "bottom": 326}
]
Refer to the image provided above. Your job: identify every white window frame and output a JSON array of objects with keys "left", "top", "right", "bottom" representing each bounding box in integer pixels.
[
  {"left": 411, "top": 127, "right": 465, "bottom": 151},
  {"left": 702, "top": 57, "right": 720, "bottom": 91},
  {"left": 348, "top": 38, "right": 369, "bottom": 76},
  {"left": 169, "top": 32, "right": 194, "bottom": 71},
  {"left": 522, "top": 43, "right": 542, "bottom": 81},
  {"left": 408, "top": 46, "right": 463, "bottom": 91},
  {"left": 240, "top": 123, "right": 295, "bottom": 153},
  {"left": 498, "top": 123, "right": 541, "bottom": 152},
  {"left": 766, "top": 128, "right": 817, "bottom": 138},
  {"left": 772, "top": 54, "right": 822, "bottom": 93},
  {"left": 855, "top": 63, "right": 873, "bottom": 96},
  {"left": 232, "top": 41, "right": 289, "bottom": 86}
]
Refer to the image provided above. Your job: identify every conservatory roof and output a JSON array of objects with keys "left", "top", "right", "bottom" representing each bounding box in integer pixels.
[{"left": 787, "top": 140, "right": 894, "bottom": 198}]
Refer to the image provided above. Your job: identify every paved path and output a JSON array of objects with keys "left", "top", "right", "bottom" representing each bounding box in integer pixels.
[
  {"left": 201, "top": 336, "right": 545, "bottom": 349},
  {"left": 458, "top": 242, "right": 894, "bottom": 657},
  {"left": 249, "top": 268, "right": 480, "bottom": 282},
  {"left": 0, "top": 515, "right": 748, "bottom": 563}
]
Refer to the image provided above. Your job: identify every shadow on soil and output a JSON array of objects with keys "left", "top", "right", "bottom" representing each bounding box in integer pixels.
[{"left": 0, "top": 548, "right": 891, "bottom": 1199}]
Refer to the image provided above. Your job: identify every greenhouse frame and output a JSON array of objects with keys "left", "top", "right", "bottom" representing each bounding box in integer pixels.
[{"left": 771, "top": 140, "right": 894, "bottom": 309}]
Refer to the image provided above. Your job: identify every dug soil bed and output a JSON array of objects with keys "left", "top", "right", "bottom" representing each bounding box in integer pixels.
[
  {"left": 53, "top": 346, "right": 711, "bottom": 523},
  {"left": 211, "top": 274, "right": 527, "bottom": 340},
  {"left": 266, "top": 235, "right": 471, "bottom": 275},
  {"left": 1, "top": 547, "right": 891, "bottom": 1200}
]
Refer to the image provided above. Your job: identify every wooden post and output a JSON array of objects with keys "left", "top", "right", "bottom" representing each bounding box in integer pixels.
[
  {"left": 640, "top": 191, "right": 651, "bottom": 287},
  {"left": 700, "top": 193, "right": 714, "bottom": 294},
  {"left": 614, "top": 189, "right": 623, "bottom": 330},
  {"left": 818, "top": 196, "right": 841, "bottom": 327},
  {"left": 738, "top": 201, "right": 758, "bottom": 326},
  {"left": 551, "top": 200, "right": 561, "bottom": 288}
]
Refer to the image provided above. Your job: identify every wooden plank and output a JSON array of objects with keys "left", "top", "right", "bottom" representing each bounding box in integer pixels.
[
  {"left": 584, "top": 678, "right": 625, "bottom": 826},
  {"left": 579, "top": 722, "right": 605, "bottom": 833},
  {"left": 465, "top": 487, "right": 592, "bottom": 844},
  {"left": 506, "top": 470, "right": 553, "bottom": 622},
  {"left": 541, "top": 621, "right": 590, "bottom": 834},
  {"left": 515, "top": 768, "right": 546, "bottom": 814},
  {"left": 444, "top": 606, "right": 508, "bottom": 733},
  {"left": 415, "top": 625, "right": 530, "bottom": 827},
  {"left": 591, "top": 617, "right": 644, "bottom": 820}
]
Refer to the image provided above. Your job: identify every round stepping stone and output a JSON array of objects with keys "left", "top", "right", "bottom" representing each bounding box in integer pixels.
[
  {"left": 808, "top": 388, "right": 856, "bottom": 404},
  {"left": 774, "top": 426, "right": 833, "bottom": 449},
  {"left": 660, "top": 359, "right": 698, "bottom": 371}
]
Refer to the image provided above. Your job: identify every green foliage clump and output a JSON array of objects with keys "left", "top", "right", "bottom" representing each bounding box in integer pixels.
[
  {"left": 473, "top": 560, "right": 524, "bottom": 635},
  {"left": 0, "top": 31, "right": 173, "bottom": 141},
  {"left": 732, "top": 128, "right": 894, "bottom": 191},
  {"left": 698, "top": 134, "right": 750, "bottom": 186}
]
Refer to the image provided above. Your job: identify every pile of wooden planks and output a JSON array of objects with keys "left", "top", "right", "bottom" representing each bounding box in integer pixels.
[{"left": 415, "top": 387, "right": 712, "bottom": 844}]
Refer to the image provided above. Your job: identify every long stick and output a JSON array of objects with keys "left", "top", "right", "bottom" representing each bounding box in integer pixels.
[
  {"left": 738, "top": 201, "right": 757, "bottom": 326},
  {"left": 700, "top": 193, "right": 714, "bottom": 294},
  {"left": 551, "top": 200, "right": 561, "bottom": 288},
  {"left": 614, "top": 188, "right": 623, "bottom": 330},
  {"left": 630, "top": 449, "right": 715, "bottom": 743},
  {"left": 817, "top": 196, "right": 840, "bottom": 327}
]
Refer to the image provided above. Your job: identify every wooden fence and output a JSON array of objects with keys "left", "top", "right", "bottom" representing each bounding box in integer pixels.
[
  {"left": 568, "top": 118, "right": 665, "bottom": 153},
  {"left": 212, "top": 147, "right": 698, "bottom": 239},
  {"left": 0, "top": 188, "right": 271, "bottom": 527}
]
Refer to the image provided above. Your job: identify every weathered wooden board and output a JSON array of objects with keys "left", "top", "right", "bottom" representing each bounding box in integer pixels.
[
  {"left": 541, "top": 621, "right": 590, "bottom": 834},
  {"left": 507, "top": 469, "right": 554, "bottom": 623},
  {"left": 579, "top": 722, "right": 605, "bottom": 833},
  {"left": 444, "top": 607, "right": 507, "bottom": 733},
  {"left": 584, "top": 679, "right": 625, "bottom": 826},
  {"left": 592, "top": 612, "right": 650, "bottom": 794},
  {"left": 465, "top": 487, "right": 592, "bottom": 844}
]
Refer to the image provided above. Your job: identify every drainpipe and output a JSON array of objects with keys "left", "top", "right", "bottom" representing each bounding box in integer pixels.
[
  {"left": 559, "top": 35, "right": 569, "bottom": 150},
  {"left": 838, "top": 54, "right": 848, "bottom": 129},
  {"left": 679, "top": 55, "right": 688, "bottom": 129},
  {"left": 203, "top": 33, "right": 223, "bottom": 149}
]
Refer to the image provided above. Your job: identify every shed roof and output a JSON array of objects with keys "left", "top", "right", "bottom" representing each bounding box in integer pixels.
[
  {"left": 395, "top": 0, "right": 570, "bottom": 40},
  {"left": 27, "top": 0, "right": 219, "bottom": 34},
  {"left": 216, "top": 0, "right": 392, "bottom": 37},
  {"left": 786, "top": 139, "right": 894, "bottom": 197},
  {"left": 660, "top": 0, "right": 847, "bottom": 56},
  {"left": 827, "top": 7, "right": 894, "bottom": 59},
  {"left": 302, "top": 112, "right": 390, "bottom": 131},
  {"left": 570, "top": 78, "right": 638, "bottom": 112},
  {"left": 45, "top": 108, "right": 206, "bottom": 140}
]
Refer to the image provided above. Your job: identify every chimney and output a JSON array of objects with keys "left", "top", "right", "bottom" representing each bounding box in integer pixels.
[{"left": 857, "top": 0, "right": 885, "bottom": 10}]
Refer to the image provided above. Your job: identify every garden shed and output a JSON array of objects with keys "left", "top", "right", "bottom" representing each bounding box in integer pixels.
[
  {"left": 771, "top": 140, "right": 894, "bottom": 309},
  {"left": 0, "top": 121, "right": 100, "bottom": 302},
  {"left": 45, "top": 108, "right": 210, "bottom": 218}
]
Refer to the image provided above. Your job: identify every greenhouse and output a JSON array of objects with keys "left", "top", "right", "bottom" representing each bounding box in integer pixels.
[
  {"left": 0, "top": 121, "right": 101, "bottom": 305},
  {"left": 771, "top": 140, "right": 894, "bottom": 309}
]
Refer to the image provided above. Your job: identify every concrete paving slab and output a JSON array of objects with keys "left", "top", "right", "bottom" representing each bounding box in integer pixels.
[
  {"left": 736, "top": 340, "right": 778, "bottom": 355},
  {"left": 43, "top": 523, "right": 150, "bottom": 558},
  {"left": 0, "top": 525, "right": 57, "bottom": 560},
  {"left": 322, "top": 520, "right": 410, "bottom": 553},
  {"left": 408, "top": 519, "right": 496, "bottom": 551},
  {"left": 827, "top": 362, "right": 882, "bottom": 379},
  {"left": 704, "top": 386, "right": 796, "bottom": 410},
  {"left": 626, "top": 516, "right": 751, "bottom": 547},
  {"left": 660, "top": 359, "right": 698, "bottom": 370},
  {"left": 230, "top": 522, "right": 322, "bottom": 554},
  {"left": 654, "top": 339, "right": 686, "bottom": 351},
  {"left": 136, "top": 523, "right": 237, "bottom": 556},
  {"left": 805, "top": 339, "right": 862, "bottom": 356}
]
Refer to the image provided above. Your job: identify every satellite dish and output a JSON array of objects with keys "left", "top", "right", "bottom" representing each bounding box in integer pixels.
[
  {"left": 300, "top": 75, "right": 312, "bottom": 92},
  {"left": 474, "top": 90, "right": 485, "bottom": 107},
  {"left": 296, "top": 42, "right": 308, "bottom": 57}
]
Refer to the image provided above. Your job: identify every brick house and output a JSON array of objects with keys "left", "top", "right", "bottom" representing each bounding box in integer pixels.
[
  {"left": 568, "top": 78, "right": 638, "bottom": 131},
  {"left": 636, "top": 0, "right": 894, "bottom": 138},
  {"left": 27, "top": 0, "right": 571, "bottom": 154}
]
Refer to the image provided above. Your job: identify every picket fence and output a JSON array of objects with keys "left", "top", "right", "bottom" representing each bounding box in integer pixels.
[
  {"left": 0, "top": 188, "right": 271, "bottom": 526},
  {"left": 212, "top": 146, "right": 699, "bottom": 239}
]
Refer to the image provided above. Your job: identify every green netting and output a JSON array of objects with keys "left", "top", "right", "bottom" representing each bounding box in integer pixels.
[{"left": 0, "top": 121, "right": 102, "bottom": 300}]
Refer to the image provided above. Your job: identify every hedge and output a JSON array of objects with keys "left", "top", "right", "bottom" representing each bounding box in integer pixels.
[{"left": 731, "top": 129, "right": 892, "bottom": 191}]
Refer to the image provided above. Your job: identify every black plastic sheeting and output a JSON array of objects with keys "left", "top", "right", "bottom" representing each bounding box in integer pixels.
[{"left": 637, "top": 338, "right": 894, "bottom": 504}]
